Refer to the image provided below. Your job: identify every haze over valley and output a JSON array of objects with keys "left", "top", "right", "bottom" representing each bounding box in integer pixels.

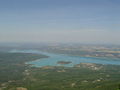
[{"left": 0, "top": 0, "right": 120, "bottom": 90}]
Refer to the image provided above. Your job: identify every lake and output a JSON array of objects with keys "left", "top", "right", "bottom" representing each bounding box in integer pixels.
[{"left": 10, "top": 50, "right": 120, "bottom": 67}]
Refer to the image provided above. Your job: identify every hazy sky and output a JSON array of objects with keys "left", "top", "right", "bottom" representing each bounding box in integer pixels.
[{"left": 0, "top": 0, "right": 120, "bottom": 44}]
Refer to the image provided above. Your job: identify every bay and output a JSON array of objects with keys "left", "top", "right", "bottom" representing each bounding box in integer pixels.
[{"left": 10, "top": 49, "right": 120, "bottom": 67}]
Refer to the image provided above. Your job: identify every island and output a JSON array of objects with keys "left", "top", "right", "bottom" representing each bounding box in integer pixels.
[{"left": 57, "top": 61, "right": 72, "bottom": 65}]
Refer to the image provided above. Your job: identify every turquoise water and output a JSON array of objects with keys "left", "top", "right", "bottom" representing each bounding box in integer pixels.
[{"left": 10, "top": 50, "right": 120, "bottom": 67}]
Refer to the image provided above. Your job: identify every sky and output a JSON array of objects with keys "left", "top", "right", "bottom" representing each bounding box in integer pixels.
[{"left": 0, "top": 0, "right": 120, "bottom": 45}]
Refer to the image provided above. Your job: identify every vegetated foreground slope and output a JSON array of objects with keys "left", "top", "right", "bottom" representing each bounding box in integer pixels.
[
  {"left": 0, "top": 52, "right": 120, "bottom": 90},
  {"left": 0, "top": 53, "right": 48, "bottom": 87}
]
